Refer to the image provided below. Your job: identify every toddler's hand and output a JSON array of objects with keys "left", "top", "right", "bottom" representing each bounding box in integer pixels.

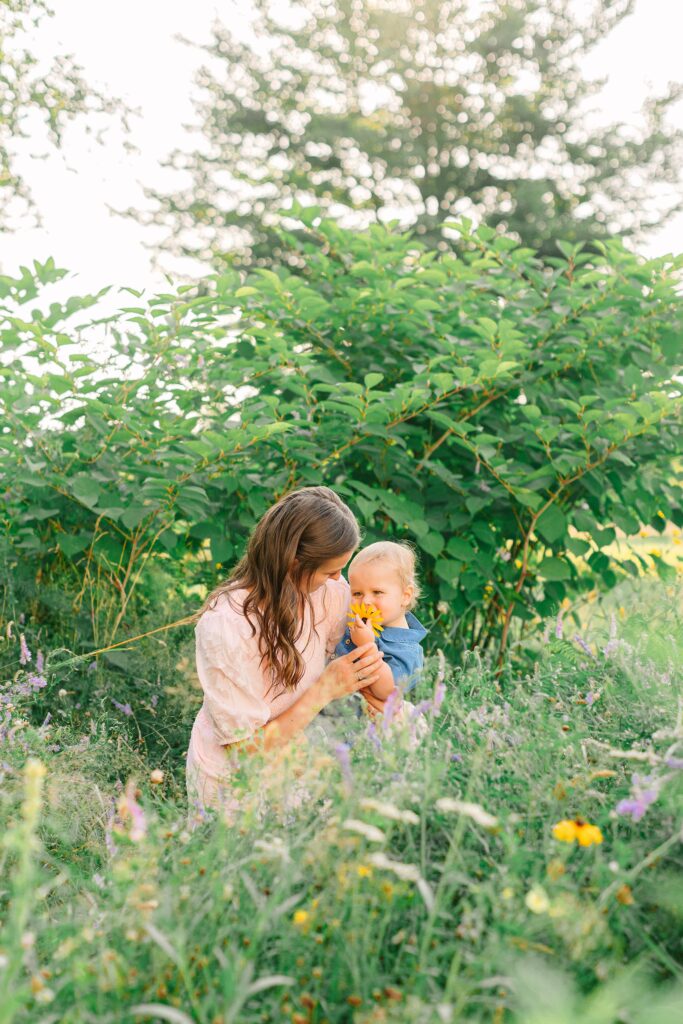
[{"left": 349, "top": 613, "right": 376, "bottom": 647}]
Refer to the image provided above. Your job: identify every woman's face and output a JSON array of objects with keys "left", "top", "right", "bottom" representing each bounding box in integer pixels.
[{"left": 297, "top": 550, "right": 355, "bottom": 594}]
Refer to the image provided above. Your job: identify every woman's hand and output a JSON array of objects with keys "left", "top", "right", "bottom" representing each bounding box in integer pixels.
[{"left": 318, "top": 642, "right": 385, "bottom": 703}]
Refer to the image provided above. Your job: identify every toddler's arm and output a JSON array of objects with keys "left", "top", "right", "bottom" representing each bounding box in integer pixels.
[{"left": 348, "top": 614, "right": 399, "bottom": 714}]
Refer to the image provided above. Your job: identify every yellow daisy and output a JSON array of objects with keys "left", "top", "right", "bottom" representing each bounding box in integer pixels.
[
  {"left": 552, "top": 818, "right": 603, "bottom": 847},
  {"left": 552, "top": 819, "right": 579, "bottom": 843},
  {"left": 348, "top": 601, "right": 384, "bottom": 637},
  {"left": 576, "top": 822, "right": 603, "bottom": 847}
]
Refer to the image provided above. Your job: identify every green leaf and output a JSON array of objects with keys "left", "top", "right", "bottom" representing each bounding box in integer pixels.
[
  {"left": 538, "top": 556, "right": 572, "bottom": 580},
  {"left": 535, "top": 505, "right": 567, "bottom": 544},
  {"left": 364, "top": 372, "right": 383, "bottom": 389},
  {"left": 420, "top": 532, "right": 445, "bottom": 557},
  {"left": 446, "top": 537, "right": 476, "bottom": 562},
  {"left": 57, "top": 534, "right": 91, "bottom": 557},
  {"left": 71, "top": 476, "right": 100, "bottom": 508}
]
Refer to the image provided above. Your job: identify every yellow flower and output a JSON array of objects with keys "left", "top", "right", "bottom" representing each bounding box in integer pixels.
[
  {"left": 552, "top": 818, "right": 603, "bottom": 847},
  {"left": 348, "top": 602, "right": 384, "bottom": 636},
  {"left": 501, "top": 886, "right": 515, "bottom": 901},
  {"left": 525, "top": 886, "right": 550, "bottom": 914},
  {"left": 357, "top": 864, "right": 372, "bottom": 878},
  {"left": 552, "top": 819, "right": 579, "bottom": 843},
  {"left": 292, "top": 910, "right": 309, "bottom": 927},
  {"left": 576, "top": 822, "right": 603, "bottom": 847}
]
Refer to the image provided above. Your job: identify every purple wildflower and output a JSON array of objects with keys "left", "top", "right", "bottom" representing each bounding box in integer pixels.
[
  {"left": 19, "top": 635, "right": 31, "bottom": 665},
  {"left": 366, "top": 721, "right": 382, "bottom": 751},
  {"left": 450, "top": 753, "right": 463, "bottom": 763},
  {"left": 36, "top": 650, "right": 44, "bottom": 673},
  {"left": 615, "top": 773, "right": 660, "bottom": 822},
  {"left": 665, "top": 756, "right": 683, "bottom": 769},
  {"left": 555, "top": 614, "right": 563, "bottom": 640},
  {"left": 542, "top": 625, "right": 551, "bottom": 644},
  {"left": 382, "top": 689, "right": 401, "bottom": 732},
  {"left": 28, "top": 674, "right": 47, "bottom": 690},
  {"left": 573, "top": 633, "right": 594, "bottom": 658},
  {"left": 151, "top": 694, "right": 159, "bottom": 708},
  {"left": 602, "top": 639, "right": 618, "bottom": 657},
  {"left": 333, "top": 741, "right": 353, "bottom": 790},
  {"left": 87, "top": 662, "right": 97, "bottom": 673},
  {"left": 432, "top": 682, "right": 446, "bottom": 715},
  {"left": 412, "top": 699, "right": 433, "bottom": 717},
  {"left": 585, "top": 691, "right": 595, "bottom": 707},
  {"left": 112, "top": 699, "right": 133, "bottom": 716},
  {"left": 41, "top": 713, "right": 52, "bottom": 728}
]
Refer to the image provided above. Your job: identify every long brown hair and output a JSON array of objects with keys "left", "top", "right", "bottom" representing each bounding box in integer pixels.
[{"left": 197, "top": 486, "right": 360, "bottom": 694}]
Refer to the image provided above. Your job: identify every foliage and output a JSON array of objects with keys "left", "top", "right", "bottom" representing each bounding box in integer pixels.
[
  {"left": 0, "top": 583, "right": 682, "bottom": 1021},
  {"left": 1, "top": 217, "right": 681, "bottom": 665},
  {"left": 0, "top": 0, "right": 127, "bottom": 229},
  {"left": 126, "top": 0, "right": 683, "bottom": 269}
]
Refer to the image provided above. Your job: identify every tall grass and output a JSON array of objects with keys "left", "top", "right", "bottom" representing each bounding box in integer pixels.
[{"left": 0, "top": 581, "right": 681, "bottom": 1022}]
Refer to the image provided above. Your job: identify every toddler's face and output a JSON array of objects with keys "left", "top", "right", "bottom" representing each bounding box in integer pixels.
[{"left": 348, "top": 559, "right": 412, "bottom": 628}]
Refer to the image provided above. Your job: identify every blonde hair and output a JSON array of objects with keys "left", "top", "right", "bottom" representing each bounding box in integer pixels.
[{"left": 348, "top": 540, "right": 421, "bottom": 611}]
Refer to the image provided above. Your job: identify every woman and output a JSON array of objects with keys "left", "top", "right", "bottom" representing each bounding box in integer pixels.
[{"left": 185, "top": 485, "right": 385, "bottom": 819}]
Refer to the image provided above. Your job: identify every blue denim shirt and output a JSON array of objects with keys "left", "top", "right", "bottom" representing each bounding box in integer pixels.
[{"left": 334, "top": 611, "right": 429, "bottom": 693}]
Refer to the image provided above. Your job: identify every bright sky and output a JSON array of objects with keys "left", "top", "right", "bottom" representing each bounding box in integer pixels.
[{"left": 2, "top": 0, "right": 682, "bottom": 301}]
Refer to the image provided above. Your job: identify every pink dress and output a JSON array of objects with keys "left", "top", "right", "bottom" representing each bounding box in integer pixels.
[{"left": 186, "top": 576, "right": 350, "bottom": 817}]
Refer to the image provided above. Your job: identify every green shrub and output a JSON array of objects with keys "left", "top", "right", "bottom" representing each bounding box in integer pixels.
[{"left": 1, "top": 220, "right": 681, "bottom": 669}]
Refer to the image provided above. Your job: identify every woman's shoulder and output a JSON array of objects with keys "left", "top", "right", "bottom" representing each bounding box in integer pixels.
[
  {"left": 195, "top": 588, "right": 253, "bottom": 644},
  {"left": 320, "top": 575, "right": 350, "bottom": 616}
]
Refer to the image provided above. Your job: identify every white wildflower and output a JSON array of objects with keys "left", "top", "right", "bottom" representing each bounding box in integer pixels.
[
  {"left": 368, "top": 852, "right": 421, "bottom": 881},
  {"left": 342, "top": 819, "right": 386, "bottom": 843},
  {"left": 435, "top": 798, "right": 499, "bottom": 830},
  {"left": 359, "top": 798, "right": 419, "bottom": 825}
]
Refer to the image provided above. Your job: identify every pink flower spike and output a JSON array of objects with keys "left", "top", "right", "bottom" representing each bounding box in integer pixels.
[
  {"left": 19, "top": 634, "right": 31, "bottom": 665},
  {"left": 116, "top": 780, "right": 147, "bottom": 842}
]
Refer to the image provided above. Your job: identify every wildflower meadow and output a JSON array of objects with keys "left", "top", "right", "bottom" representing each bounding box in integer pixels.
[{"left": 1, "top": 565, "right": 682, "bottom": 1022}]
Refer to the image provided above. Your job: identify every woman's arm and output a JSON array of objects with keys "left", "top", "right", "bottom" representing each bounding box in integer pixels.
[{"left": 224, "top": 641, "right": 384, "bottom": 754}]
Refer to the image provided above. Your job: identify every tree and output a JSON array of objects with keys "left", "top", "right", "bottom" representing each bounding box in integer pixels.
[
  {"left": 128, "top": 0, "right": 683, "bottom": 270},
  {"left": 0, "top": 0, "right": 127, "bottom": 230}
]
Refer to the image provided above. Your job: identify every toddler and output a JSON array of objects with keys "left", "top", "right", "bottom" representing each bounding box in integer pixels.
[{"left": 333, "top": 540, "right": 428, "bottom": 718}]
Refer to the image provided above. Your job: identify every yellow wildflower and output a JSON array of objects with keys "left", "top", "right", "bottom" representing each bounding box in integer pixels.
[
  {"left": 576, "top": 822, "right": 603, "bottom": 847},
  {"left": 552, "top": 819, "right": 578, "bottom": 843},
  {"left": 525, "top": 886, "right": 550, "bottom": 914},
  {"left": 348, "top": 602, "right": 384, "bottom": 636},
  {"left": 357, "top": 864, "right": 372, "bottom": 878},
  {"left": 292, "top": 910, "right": 309, "bottom": 927},
  {"left": 552, "top": 818, "right": 603, "bottom": 847}
]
